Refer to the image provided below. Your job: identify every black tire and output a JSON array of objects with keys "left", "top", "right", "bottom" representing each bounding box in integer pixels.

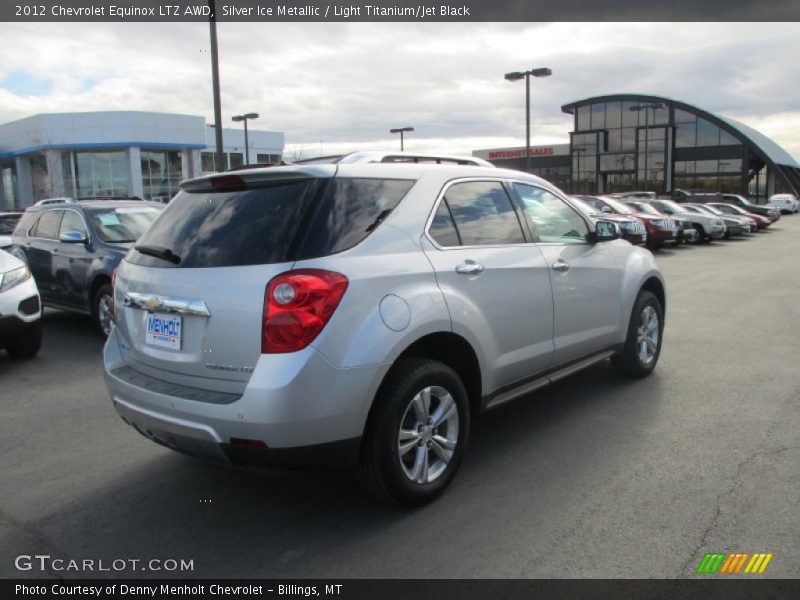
[
  {"left": 357, "top": 358, "right": 470, "bottom": 506},
  {"left": 6, "top": 322, "right": 42, "bottom": 359},
  {"left": 611, "top": 291, "right": 664, "bottom": 378},
  {"left": 92, "top": 283, "right": 114, "bottom": 339},
  {"left": 694, "top": 224, "right": 707, "bottom": 243}
]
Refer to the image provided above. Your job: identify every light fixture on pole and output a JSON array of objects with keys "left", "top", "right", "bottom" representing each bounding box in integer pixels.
[
  {"left": 505, "top": 67, "right": 552, "bottom": 172},
  {"left": 390, "top": 127, "right": 414, "bottom": 151},
  {"left": 232, "top": 112, "right": 259, "bottom": 165},
  {"left": 629, "top": 102, "right": 664, "bottom": 190}
]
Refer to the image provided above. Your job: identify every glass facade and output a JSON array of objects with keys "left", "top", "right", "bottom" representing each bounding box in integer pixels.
[
  {"left": 569, "top": 98, "right": 749, "bottom": 195},
  {"left": 571, "top": 132, "right": 597, "bottom": 194},
  {"left": 2, "top": 165, "right": 17, "bottom": 209},
  {"left": 62, "top": 150, "right": 129, "bottom": 198},
  {"left": 141, "top": 149, "right": 182, "bottom": 201}
]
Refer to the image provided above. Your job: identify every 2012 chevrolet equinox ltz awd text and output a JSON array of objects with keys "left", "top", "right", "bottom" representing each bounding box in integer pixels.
[{"left": 103, "top": 163, "right": 666, "bottom": 505}]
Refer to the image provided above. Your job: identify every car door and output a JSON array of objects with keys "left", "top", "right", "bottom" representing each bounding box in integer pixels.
[
  {"left": 54, "top": 208, "right": 92, "bottom": 308},
  {"left": 511, "top": 183, "right": 623, "bottom": 367},
  {"left": 422, "top": 179, "right": 554, "bottom": 391},
  {"left": 25, "top": 209, "right": 63, "bottom": 302}
]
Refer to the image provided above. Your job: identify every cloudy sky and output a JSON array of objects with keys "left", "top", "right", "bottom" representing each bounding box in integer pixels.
[{"left": 1, "top": 22, "right": 799, "bottom": 159}]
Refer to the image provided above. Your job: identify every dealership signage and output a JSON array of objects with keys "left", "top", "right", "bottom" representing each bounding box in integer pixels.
[{"left": 473, "top": 144, "right": 570, "bottom": 160}]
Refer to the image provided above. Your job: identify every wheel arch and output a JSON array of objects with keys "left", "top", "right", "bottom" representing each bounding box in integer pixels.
[
  {"left": 373, "top": 331, "right": 483, "bottom": 421},
  {"left": 640, "top": 276, "right": 666, "bottom": 318}
]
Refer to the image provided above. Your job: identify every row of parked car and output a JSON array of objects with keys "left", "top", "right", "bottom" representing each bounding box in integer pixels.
[{"left": 569, "top": 192, "right": 787, "bottom": 251}]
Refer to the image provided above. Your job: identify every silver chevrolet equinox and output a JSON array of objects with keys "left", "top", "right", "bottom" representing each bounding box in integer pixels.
[{"left": 104, "top": 162, "right": 666, "bottom": 505}]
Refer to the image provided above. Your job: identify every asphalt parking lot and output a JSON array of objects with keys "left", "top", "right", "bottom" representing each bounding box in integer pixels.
[{"left": 1, "top": 216, "right": 798, "bottom": 579}]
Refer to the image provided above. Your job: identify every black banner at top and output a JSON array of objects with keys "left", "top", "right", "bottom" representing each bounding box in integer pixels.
[{"left": 2, "top": 0, "right": 800, "bottom": 22}]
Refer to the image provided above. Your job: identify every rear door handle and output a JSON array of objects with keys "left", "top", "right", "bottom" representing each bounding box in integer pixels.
[
  {"left": 552, "top": 259, "right": 570, "bottom": 272},
  {"left": 455, "top": 260, "right": 484, "bottom": 275}
]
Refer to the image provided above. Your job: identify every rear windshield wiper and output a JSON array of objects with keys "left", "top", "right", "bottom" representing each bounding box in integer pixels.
[{"left": 134, "top": 244, "right": 181, "bottom": 265}]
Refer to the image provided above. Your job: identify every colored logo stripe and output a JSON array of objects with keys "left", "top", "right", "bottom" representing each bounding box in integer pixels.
[
  {"left": 697, "top": 553, "right": 726, "bottom": 574},
  {"left": 697, "top": 552, "right": 773, "bottom": 574},
  {"left": 744, "top": 553, "right": 773, "bottom": 574}
]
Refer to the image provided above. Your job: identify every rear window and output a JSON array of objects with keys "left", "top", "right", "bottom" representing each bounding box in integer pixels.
[{"left": 128, "top": 177, "right": 414, "bottom": 269}]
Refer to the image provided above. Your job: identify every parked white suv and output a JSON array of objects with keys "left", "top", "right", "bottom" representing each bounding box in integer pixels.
[
  {"left": 104, "top": 163, "right": 666, "bottom": 504},
  {"left": 0, "top": 249, "right": 42, "bottom": 358},
  {"left": 767, "top": 193, "right": 799, "bottom": 214}
]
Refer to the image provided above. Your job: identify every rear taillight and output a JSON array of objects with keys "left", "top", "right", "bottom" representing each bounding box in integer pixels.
[{"left": 262, "top": 269, "right": 349, "bottom": 353}]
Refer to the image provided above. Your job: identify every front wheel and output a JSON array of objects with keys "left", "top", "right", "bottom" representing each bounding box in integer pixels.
[
  {"left": 358, "top": 358, "right": 470, "bottom": 506},
  {"left": 93, "top": 283, "right": 114, "bottom": 339},
  {"left": 612, "top": 291, "right": 664, "bottom": 378}
]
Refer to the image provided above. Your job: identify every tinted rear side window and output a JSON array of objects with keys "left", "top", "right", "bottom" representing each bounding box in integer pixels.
[
  {"left": 34, "top": 210, "right": 62, "bottom": 240},
  {"left": 295, "top": 178, "right": 414, "bottom": 259}
]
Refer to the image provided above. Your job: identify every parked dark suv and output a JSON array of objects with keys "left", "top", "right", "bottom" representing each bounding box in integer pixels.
[{"left": 10, "top": 199, "right": 162, "bottom": 336}]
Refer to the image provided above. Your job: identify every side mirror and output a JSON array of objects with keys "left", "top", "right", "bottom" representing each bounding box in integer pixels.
[
  {"left": 59, "top": 230, "right": 87, "bottom": 244},
  {"left": 601, "top": 206, "right": 612, "bottom": 213},
  {"left": 593, "top": 220, "right": 620, "bottom": 243}
]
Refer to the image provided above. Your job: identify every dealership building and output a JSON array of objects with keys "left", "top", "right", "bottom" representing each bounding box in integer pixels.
[
  {"left": 0, "top": 111, "right": 284, "bottom": 209},
  {"left": 475, "top": 94, "right": 800, "bottom": 200}
]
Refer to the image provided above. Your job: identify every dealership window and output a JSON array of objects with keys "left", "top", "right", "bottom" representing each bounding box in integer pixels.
[
  {"left": 576, "top": 106, "right": 590, "bottom": 132},
  {"left": 228, "top": 153, "right": 244, "bottom": 169},
  {"left": 591, "top": 103, "right": 605, "bottom": 130},
  {"left": 571, "top": 132, "right": 597, "bottom": 193},
  {"left": 2, "top": 165, "right": 17, "bottom": 209},
  {"left": 637, "top": 128, "right": 666, "bottom": 191},
  {"left": 256, "top": 153, "right": 281, "bottom": 164},
  {"left": 674, "top": 159, "right": 742, "bottom": 192},
  {"left": 605, "top": 102, "right": 622, "bottom": 129},
  {"left": 141, "top": 150, "right": 182, "bottom": 202},
  {"left": 63, "top": 150, "right": 128, "bottom": 198},
  {"left": 201, "top": 152, "right": 216, "bottom": 172}
]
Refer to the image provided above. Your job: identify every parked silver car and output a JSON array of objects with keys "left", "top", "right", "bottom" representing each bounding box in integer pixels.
[{"left": 104, "top": 163, "right": 666, "bottom": 505}]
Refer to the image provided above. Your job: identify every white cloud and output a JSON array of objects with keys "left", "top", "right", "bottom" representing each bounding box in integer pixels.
[{"left": 1, "top": 22, "right": 799, "bottom": 159}]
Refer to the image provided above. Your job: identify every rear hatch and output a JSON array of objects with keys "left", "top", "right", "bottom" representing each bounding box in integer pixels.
[
  {"left": 113, "top": 169, "right": 331, "bottom": 390},
  {"left": 112, "top": 166, "right": 415, "bottom": 392}
]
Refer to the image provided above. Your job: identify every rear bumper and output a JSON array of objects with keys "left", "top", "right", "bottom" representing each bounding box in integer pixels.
[{"left": 103, "top": 328, "right": 389, "bottom": 468}]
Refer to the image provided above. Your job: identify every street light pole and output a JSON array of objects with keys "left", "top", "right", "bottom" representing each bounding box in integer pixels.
[
  {"left": 232, "top": 113, "right": 259, "bottom": 165},
  {"left": 389, "top": 127, "right": 414, "bottom": 151},
  {"left": 505, "top": 67, "right": 552, "bottom": 173},
  {"left": 208, "top": 0, "right": 224, "bottom": 172}
]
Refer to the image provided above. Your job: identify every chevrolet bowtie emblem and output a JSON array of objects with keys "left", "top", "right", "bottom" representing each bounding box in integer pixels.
[{"left": 143, "top": 296, "right": 162, "bottom": 311}]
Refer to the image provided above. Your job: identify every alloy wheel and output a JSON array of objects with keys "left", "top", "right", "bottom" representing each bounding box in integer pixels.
[
  {"left": 397, "top": 386, "right": 459, "bottom": 484},
  {"left": 636, "top": 305, "right": 659, "bottom": 365}
]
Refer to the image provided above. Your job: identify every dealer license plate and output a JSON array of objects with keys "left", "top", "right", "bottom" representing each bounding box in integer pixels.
[{"left": 145, "top": 313, "right": 182, "bottom": 350}]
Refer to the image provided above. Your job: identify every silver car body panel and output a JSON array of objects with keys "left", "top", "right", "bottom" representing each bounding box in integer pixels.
[{"left": 104, "top": 164, "right": 665, "bottom": 453}]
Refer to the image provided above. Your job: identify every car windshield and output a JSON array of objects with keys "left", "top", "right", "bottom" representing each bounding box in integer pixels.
[
  {"left": 86, "top": 205, "right": 162, "bottom": 243},
  {"left": 700, "top": 205, "right": 723, "bottom": 215},
  {"left": 596, "top": 196, "right": 635, "bottom": 214},
  {"left": 629, "top": 203, "right": 661, "bottom": 215},
  {"left": 570, "top": 197, "right": 600, "bottom": 216}
]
